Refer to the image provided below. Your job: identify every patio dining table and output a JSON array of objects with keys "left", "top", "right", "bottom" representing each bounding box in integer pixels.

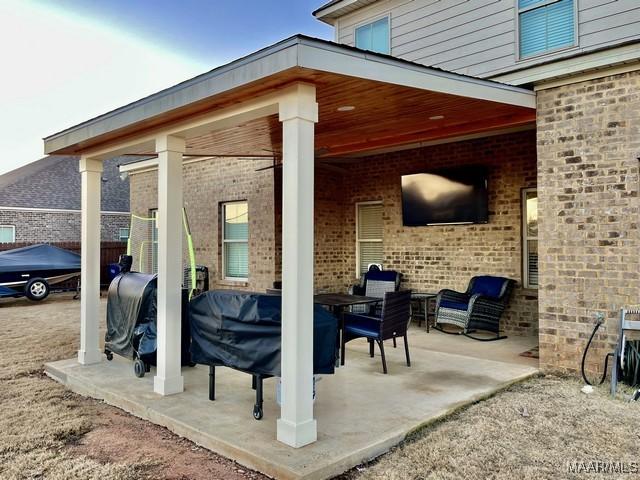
[{"left": 314, "top": 293, "right": 381, "bottom": 366}]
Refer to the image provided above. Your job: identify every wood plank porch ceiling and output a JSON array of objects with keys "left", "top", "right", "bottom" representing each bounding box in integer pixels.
[{"left": 52, "top": 67, "right": 535, "bottom": 159}]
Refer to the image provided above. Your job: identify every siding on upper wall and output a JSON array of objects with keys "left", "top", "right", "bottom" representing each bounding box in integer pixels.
[{"left": 335, "top": 0, "right": 640, "bottom": 79}]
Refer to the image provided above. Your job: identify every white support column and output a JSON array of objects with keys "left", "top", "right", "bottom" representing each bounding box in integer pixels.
[
  {"left": 277, "top": 83, "right": 318, "bottom": 448},
  {"left": 78, "top": 156, "right": 103, "bottom": 365},
  {"left": 154, "top": 135, "right": 185, "bottom": 395}
]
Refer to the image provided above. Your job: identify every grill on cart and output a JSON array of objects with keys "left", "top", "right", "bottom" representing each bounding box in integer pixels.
[
  {"left": 189, "top": 290, "right": 338, "bottom": 420},
  {"left": 104, "top": 267, "right": 192, "bottom": 377}
]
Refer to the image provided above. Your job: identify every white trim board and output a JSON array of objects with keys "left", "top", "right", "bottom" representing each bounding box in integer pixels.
[
  {"left": 0, "top": 206, "right": 129, "bottom": 215},
  {"left": 534, "top": 62, "right": 640, "bottom": 90},
  {"left": 119, "top": 156, "right": 220, "bottom": 174},
  {"left": 491, "top": 43, "right": 640, "bottom": 86}
]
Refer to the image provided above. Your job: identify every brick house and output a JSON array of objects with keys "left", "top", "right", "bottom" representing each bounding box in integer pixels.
[
  {"left": 42, "top": 0, "right": 639, "bottom": 450},
  {"left": 118, "top": 0, "right": 640, "bottom": 379},
  {"left": 0, "top": 156, "right": 131, "bottom": 243}
]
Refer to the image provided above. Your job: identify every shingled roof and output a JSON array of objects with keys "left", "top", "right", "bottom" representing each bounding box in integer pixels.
[{"left": 0, "top": 156, "right": 134, "bottom": 212}]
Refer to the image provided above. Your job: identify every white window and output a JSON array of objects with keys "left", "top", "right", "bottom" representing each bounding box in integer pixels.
[
  {"left": 356, "top": 202, "right": 384, "bottom": 276},
  {"left": 355, "top": 16, "right": 390, "bottom": 54},
  {"left": 518, "top": 0, "right": 576, "bottom": 59},
  {"left": 522, "top": 188, "right": 538, "bottom": 289},
  {"left": 222, "top": 201, "right": 249, "bottom": 281},
  {"left": 119, "top": 227, "right": 130, "bottom": 242},
  {"left": 0, "top": 225, "right": 15, "bottom": 243}
]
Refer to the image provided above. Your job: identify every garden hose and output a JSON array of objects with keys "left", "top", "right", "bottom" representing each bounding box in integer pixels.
[
  {"left": 581, "top": 318, "right": 613, "bottom": 386},
  {"left": 581, "top": 317, "right": 640, "bottom": 387}
]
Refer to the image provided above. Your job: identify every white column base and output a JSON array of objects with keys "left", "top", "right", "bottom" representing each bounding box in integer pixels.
[
  {"left": 277, "top": 418, "right": 317, "bottom": 448},
  {"left": 153, "top": 374, "right": 184, "bottom": 396},
  {"left": 77, "top": 349, "right": 102, "bottom": 365}
]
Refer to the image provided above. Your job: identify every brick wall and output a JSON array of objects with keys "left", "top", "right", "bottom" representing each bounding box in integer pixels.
[
  {"left": 129, "top": 130, "right": 538, "bottom": 337},
  {"left": 339, "top": 130, "right": 539, "bottom": 336},
  {"left": 129, "top": 157, "right": 276, "bottom": 292},
  {"left": 0, "top": 210, "right": 129, "bottom": 243},
  {"left": 537, "top": 70, "right": 640, "bottom": 374}
]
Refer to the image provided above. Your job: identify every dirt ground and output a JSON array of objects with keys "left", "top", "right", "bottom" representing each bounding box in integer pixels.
[
  {"left": 2, "top": 293, "right": 639, "bottom": 480},
  {"left": 0, "top": 293, "right": 267, "bottom": 480}
]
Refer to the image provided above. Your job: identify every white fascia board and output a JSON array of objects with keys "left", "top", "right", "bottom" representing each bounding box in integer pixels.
[
  {"left": 298, "top": 42, "right": 536, "bottom": 108},
  {"left": 44, "top": 41, "right": 299, "bottom": 155},
  {"left": 119, "top": 158, "right": 159, "bottom": 173},
  {"left": 313, "top": 0, "right": 359, "bottom": 23},
  {"left": 491, "top": 43, "right": 640, "bottom": 86},
  {"left": 120, "top": 156, "right": 223, "bottom": 175}
]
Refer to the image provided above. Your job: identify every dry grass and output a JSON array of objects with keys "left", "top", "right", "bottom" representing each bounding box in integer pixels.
[
  {"left": 342, "top": 375, "right": 640, "bottom": 480},
  {"left": 0, "top": 294, "right": 153, "bottom": 480},
  {"left": 0, "top": 294, "right": 264, "bottom": 480}
]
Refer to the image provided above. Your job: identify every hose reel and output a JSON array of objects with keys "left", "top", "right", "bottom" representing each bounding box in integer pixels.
[{"left": 581, "top": 308, "right": 640, "bottom": 399}]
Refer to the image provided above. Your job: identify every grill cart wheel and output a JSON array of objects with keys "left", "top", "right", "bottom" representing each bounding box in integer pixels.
[
  {"left": 252, "top": 405, "right": 263, "bottom": 420},
  {"left": 133, "top": 358, "right": 146, "bottom": 378},
  {"left": 25, "top": 278, "right": 50, "bottom": 301},
  {"left": 105, "top": 351, "right": 113, "bottom": 361}
]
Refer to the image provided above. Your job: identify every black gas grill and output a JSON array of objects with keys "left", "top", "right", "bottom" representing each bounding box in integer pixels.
[{"left": 189, "top": 290, "right": 337, "bottom": 419}]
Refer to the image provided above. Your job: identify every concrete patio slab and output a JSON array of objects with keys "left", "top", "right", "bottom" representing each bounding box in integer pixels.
[{"left": 45, "top": 332, "right": 538, "bottom": 480}]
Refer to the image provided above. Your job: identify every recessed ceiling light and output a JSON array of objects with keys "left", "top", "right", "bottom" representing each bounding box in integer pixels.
[
  {"left": 337, "top": 105, "right": 355, "bottom": 112},
  {"left": 429, "top": 115, "right": 445, "bottom": 120}
]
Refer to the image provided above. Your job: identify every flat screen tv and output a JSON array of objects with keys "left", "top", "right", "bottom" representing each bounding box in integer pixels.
[{"left": 401, "top": 167, "right": 488, "bottom": 226}]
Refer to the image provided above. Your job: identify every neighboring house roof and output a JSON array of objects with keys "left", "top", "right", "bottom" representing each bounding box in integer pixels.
[{"left": 0, "top": 156, "right": 135, "bottom": 212}]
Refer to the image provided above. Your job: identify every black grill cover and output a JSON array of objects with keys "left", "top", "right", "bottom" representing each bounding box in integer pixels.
[
  {"left": 105, "top": 272, "right": 157, "bottom": 358},
  {"left": 190, "top": 290, "right": 337, "bottom": 377}
]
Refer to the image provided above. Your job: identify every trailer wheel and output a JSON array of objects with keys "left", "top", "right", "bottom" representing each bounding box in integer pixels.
[
  {"left": 133, "top": 359, "right": 146, "bottom": 378},
  {"left": 252, "top": 405, "right": 263, "bottom": 420},
  {"left": 25, "top": 278, "right": 50, "bottom": 301},
  {"left": 105, "top": 351, "right": 113, "bottom": 361}
]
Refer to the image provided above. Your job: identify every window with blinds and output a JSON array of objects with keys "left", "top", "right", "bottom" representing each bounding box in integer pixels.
[
  {"left": 522, "top": 189, "right": 538, "bottom": 289},
  {"left": 356, "top": 202, "right": 384, "bottom": 276},
  {"left": 223, "top": 201, "right": 249, "bottom": 280},
  {"left": 118, "top": 227, "right": 130, "bottom": 242},
  {"left": 355, "top": 16, "right": 390, "bottom": 54},
  {"left": 518, "top": 0, "right": 575, "bottom": 59}
]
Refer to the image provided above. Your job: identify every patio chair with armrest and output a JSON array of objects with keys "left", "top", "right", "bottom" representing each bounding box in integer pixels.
[
  {"left": 434, "top": 275, "right": 515, "bottom": 341},
  {"left": 341, "top": 289, "right": 412, "bottom": 374},
  {"left": 349, "top": 265, "right": 402, "bottom": 316}
]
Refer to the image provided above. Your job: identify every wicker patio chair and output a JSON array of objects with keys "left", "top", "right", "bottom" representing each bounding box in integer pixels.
[
  {"left": 434, "top": 275, "right": 515, "bottom": 341},
  {"left": 349, "top": 265, "right": 402, "bottom": 314},
  {"left": 341, "top": 289, "right": 412, "bottom": 374}
]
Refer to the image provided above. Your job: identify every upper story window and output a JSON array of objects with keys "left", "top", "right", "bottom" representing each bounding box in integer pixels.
[
  {"left": 355, "top": 16, "right": 390, "bottom": 54},
  {"left": 0, "top": 225, "right": 15, "bottom": 243},
  {"left": 518, "top": 0, "right": 575, "bottom": 59}
]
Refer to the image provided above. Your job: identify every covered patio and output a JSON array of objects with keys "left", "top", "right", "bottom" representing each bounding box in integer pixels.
[
  {"left": 46, "top": 324, "right": 537, "bottom": 480},
  {"left": 43, "top": 35, "right": 537, "bottom": 478}
]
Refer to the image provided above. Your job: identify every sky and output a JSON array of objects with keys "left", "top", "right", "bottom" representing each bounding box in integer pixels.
[{"left": 0, "top": 0, "right": 332, "bottom": 175}]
